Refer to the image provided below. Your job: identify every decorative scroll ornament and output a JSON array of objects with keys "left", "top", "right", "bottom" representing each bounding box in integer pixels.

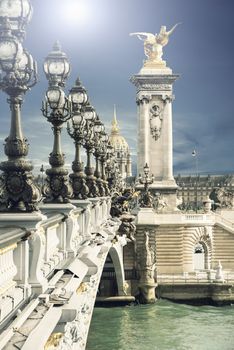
[{"left": 149, "top": 104, "right": 163, "bottom": 141}]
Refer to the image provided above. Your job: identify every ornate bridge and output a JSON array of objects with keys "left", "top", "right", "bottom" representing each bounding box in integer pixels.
[
  {"left": 0, "top": 1, "right": 134, "bottom": 348},
  {"left": 0, "top": 198, "right": 131, "bottom": 349},
  {"left": 1, "top": 1, "right": 234, "bottom": 349}
]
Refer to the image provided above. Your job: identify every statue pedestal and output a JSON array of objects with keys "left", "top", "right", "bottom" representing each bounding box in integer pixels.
[
  {"left": 140, "top": 60, "right": 172, "bottom": 75},
  {"left": 138, "top": 279, "right": 157, "bottom": 304},
  {"left": 131, "top": 69, "right": 180, "bottom": 212},
  {"left": 136, "top": 207, "right": 157, "bottom": 225}
]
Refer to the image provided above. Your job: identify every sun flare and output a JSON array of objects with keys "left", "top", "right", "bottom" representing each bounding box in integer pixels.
[{"left": 62, "top": 0, "right": 89, "bottom": 24}]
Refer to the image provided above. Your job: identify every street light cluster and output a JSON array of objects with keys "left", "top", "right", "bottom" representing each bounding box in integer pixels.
[
  {"left": 0, "top": 0, "right": 122, "bottom": 211},
  {"left": 0, "top": 0, "right": 39, "bottom": 212}
]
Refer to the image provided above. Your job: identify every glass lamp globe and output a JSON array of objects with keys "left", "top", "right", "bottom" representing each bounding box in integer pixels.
[
  {"left": 94, "top": 115, "right": 104, "bottom": 134},
  {"left": 84, "top": 102, "right": 96, "bottom": 121},
  {"left": 0, "top": 0, "right": 33, "bottom": 32},
  {"left": 46, "top": 87, "right": 66, "bottom": 110},
  {"left": 44, "top": 41, "right": 70, "bottom": 85},
  {"left": 72, "top": 113, "right": 84, "bottom": 129},
  {"left": 101, "top": 131, "right": 108, "bottom": 143},
  {"left": 0, "top": 18, "right": 23, "bottom": 70},
  {"left": 69, "top": 78, "right": 88, "bottom": 106},
  {"left": 17, "top": 48, "right": 34, "bottom": 78}
]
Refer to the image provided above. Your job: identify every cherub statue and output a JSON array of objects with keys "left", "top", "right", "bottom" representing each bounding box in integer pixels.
[{"left": 130, "top": 23, "right": 181, "bottom": 62}]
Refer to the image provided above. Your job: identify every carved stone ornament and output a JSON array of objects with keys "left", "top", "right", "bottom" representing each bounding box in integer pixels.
[
  {"left": 43, "top": 173, "right": 72, "bottom": 203},
  {"left": 136, "top": 94, "right": 151, "bottom": 105},
  {"left": 154, "top": 192, "right": 167, "bottom": 212},
  {"left": 70, "top": 174, "right": 89, "bottom": 199},
  {"left": 4, "top": 137, "right": 29, "bottom": 158},
  {"left": 0, "top": 169, "right": 41, "bottom": 212},
  {"left": 149, "top": 104, "right": 163, "bottom": 140},
  {"left": 145, "top": 84, "right": 172, "bottom": 91},
  {"left": 210, "top": 187, "right": 234, "bottom": 209}
]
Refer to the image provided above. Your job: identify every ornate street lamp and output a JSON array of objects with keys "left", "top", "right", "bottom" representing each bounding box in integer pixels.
[
  {"left": 93, "top": 115, "right": 105, "bottom": 196},
  {"left": 41, "top": 42, "right": 72, "bottom": 203},
  {"left": 99, "top": 130, "right": 110, "bottom": 196},
  {"left": 83, "top": 102, "right": 99, "bottom": 197},
  {"left": 0, "top": 0, "right": 33, "bottom": 41},
  {"left": 138, "top": 163, "right": 154, "bottom": 207},
  {"left": 67, "top": 78, "right": 89, "bottom": 199},
  {"left": 40, "top": 164, "right": 45, "bottom": 187},
  {"left": 0, "top": 9, "right": 40, "bottom": 211},
  {"left": 106, "top": 142, "right": 115, "bottom": 190}
]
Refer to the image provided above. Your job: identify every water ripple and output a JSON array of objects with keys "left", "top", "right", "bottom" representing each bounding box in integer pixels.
[{"left": 87, "top": 300, "right": 234, "bottom": 350}]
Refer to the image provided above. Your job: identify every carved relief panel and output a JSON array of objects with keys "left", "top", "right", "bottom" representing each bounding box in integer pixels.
[{"left": 149, "top": 103, "right": 164, "bottom": 141}]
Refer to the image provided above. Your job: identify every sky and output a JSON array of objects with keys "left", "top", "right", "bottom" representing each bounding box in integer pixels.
[{"left": 0, "top": 0, "right": 234, "bottom": 176}]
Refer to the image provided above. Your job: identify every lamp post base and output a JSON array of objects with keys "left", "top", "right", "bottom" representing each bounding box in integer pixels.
[
  {"left": 70, "top": 172, "right": 89, "bottom": 200},
  {"left": 43, "top": 168, "right": 72, "bottom": 204},
  {"left": 0, "top": 160, "right": 41, "bottom": 212}
]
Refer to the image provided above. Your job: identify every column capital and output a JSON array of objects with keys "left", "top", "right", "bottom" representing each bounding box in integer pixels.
[
  {"left": 161, "top": 94, "right": 175, "bottom": 104},
  {"left": 136, "top": 95, "right": 152, "bottom": 105}
]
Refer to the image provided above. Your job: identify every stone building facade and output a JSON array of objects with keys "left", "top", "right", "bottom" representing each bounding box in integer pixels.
[{"left": 175, "top": 174, "right": 234, "bottom": 211}]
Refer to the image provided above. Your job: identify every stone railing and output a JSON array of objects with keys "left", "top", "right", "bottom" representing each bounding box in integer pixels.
[
  {"left": 184, "top": 214, "right": 206, "bottom": 221},
  {"left": 0, "top": 196, "right": 116, "bottom": 348},
  {"left": 157, "top": 270, "right": 234, "bottom": 284},
  {"left": 153, "top": 213, "right": 214, "bottom": 225}
]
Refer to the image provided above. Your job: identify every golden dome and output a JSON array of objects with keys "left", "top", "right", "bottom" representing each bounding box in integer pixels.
[{"left": 109, "top": 105, "right": 129, "bottom": 153}]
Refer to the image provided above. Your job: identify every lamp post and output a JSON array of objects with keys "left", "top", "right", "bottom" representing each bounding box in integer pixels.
[
  {"left": 106, "top": 142, "right": 115, "bottom": 191},
  {"left": 67, "top": 78, "right": 89, "bottom": 199},
  {"left": 99, "top": 130, "right": 110, "bottom": 196},
  {"left": 138, "top": 163, "right": 154, "bottom": 207},
  {"left": 93, "top": 115, "right": 105, "bottom": 196},
  {"left": 41, "top": 42, "right": 72, "bottom": 203},
  {"left": 83, "top": 102, "right": 99, "bottom": 197},
  {"left": 192, "top": 149, "right": 198, "bottom": 212},
  {"left": 139, "top": 163, "right": 154, "bottom": 191},
  {"left": 0, "top": 2, "right": 40, "bottom": 212},
  {"left": 40, "top": 164, "right": 45, "bottom": 187}
]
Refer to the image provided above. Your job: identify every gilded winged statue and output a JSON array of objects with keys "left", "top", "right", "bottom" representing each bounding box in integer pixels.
[{"left": 130, "top": 23, "right": 181, "bottom": 62}]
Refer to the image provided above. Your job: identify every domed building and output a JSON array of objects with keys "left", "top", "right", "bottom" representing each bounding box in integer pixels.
[{"left": 109, "top": 106, "right": 132, "bottom": 179}]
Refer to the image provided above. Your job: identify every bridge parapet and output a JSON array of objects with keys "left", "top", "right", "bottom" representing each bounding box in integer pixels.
[{"left": 0, "top": 197, "right": 121, "bottom": 348}]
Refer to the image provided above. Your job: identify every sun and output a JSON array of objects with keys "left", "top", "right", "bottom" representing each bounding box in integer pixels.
[{"left": 63, "top": 0, "right": 89, "bottom": 24}]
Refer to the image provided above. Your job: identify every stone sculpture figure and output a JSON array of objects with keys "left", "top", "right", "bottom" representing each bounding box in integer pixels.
[
  {"left": 210, "top": 187, "right": 234, "bottom": 210},
  {"left": 139, "top": 189, "right": 154, "bottom": 208},
  {"left": 154, "top": 192, "right": 167, "bottom": 212},
  {"left": 118, "top": 213, "right": 136, "bottom": 242},
  {"left": 130, "top": 23, "right": 180, "bottom": 63},
  {"left": 139, "top": 231, "right": 156, "bottom": 280},
  {"left": 138, "top": 231, "right": 157, "bottom": 303}
]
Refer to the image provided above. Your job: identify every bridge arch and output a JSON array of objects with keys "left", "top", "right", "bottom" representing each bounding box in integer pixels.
[
  {"left": 108, "top": 245, "right": 125, "bottom": 295},
  {"left": 98, "top": 243, "right": 126, "bottom": 298}
]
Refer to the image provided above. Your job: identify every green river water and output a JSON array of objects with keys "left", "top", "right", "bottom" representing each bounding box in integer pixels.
[{"left": 87, "top": 300, "right": 234, "bottom": 350}]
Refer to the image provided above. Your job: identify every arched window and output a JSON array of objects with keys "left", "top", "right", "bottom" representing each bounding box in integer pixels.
[{"left": 193, "top": 243, "right": 205, "bottom": 270}]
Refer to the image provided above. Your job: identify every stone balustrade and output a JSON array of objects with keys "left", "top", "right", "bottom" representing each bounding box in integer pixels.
[{"left": 0, "top": 196, "right": 118, "bottom": 346}]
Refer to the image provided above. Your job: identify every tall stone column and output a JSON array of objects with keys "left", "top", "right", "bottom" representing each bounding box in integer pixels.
[
  {"left": 131, "top": 71, "right": 179, "bottom": 212},
  {"left": 162, "top": 95, "right": 174, "bottom": 181},
  {"left": 137, "top": 95, "right": 151, "bottom": 174}
]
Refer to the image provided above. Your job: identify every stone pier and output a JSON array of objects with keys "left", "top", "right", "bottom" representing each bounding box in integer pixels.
[{"left": 131, "top": 68, "right": 179, "bottom": 212}]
